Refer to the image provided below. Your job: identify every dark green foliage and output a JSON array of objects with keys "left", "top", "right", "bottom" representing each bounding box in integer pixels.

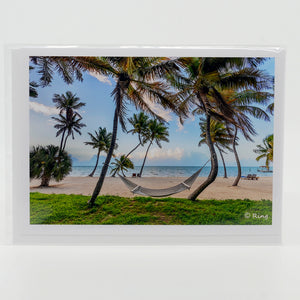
[
  {"left": 30, "top": 193, "right": 272, "bottom": 225},
  {"left": 30, "top": 146, "right": 72, "bottom": 187}
]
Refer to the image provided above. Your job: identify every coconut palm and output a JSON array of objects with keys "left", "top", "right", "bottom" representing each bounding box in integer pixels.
[
  {"left": 51, "top": 91, "right": 86, "bottom": 151},
  {"left": 30, "top": 145, "right": 72, "bottom": 187},
  {"left": 126, "top": 112, "right": 150, "bottom": 157},
  {"left": 30, "top": 56, "right": 112, "bottom": 87},
  {"left": 110, "top": 155, "right": 134, "bottom": 177},
  {"left": 223, "top": 89, "right": 273, "bottom": 186},
  {"left": 110, "top": 112, "right": 151, "bottom": 177},
  {"left": 169, "top": 57, "right": 272, "bottom": 200},
  {"left": 139, "top": 119, "right": 169, "bottom": 177},
  {"left": 52, "top": 91, "right": 85, "bottom": 119},
  {"left": 52, "top": 113, "right": 86, "bottom": 151},
  {"left": 198, "top": 119, "right": 232, "bottom": 178},
  {"left": 254, "top": 134, "right": 273, "bottom": 171},
  {"left": 84, "top": 127, "right": 115, "bottom": 177},
  {"left": 88, "top": 57, "right": 182, "bottom": 206}
]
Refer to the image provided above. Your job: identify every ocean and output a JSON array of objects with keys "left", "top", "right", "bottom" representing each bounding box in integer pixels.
[{"left": 70, "top": 166, "right": 273, "bottom": 177}]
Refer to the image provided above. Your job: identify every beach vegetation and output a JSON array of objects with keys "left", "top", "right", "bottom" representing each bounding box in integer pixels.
[
  {"left": 30, "top": 146, "right": 72, "bottom": 187},
  {"left": 198, "top": 119, "right": 232, "bottom": 178},
  {"left": 139, "top": 119, "right": 170, "bottom": 177},
  {"left": 254, "top": 134, "right": 273, "bottom": 171},
  {"left": 110, "top": 155, "right": 134, "bottom": 177},
  {"left": 52, "top": 113, "right": 86, "bottom": 151},
  {"left": 84, "top": 127, "right": 115, "bottom": 177},
  {"left": 51, "top": 91, "right": 86, "bottom": 152},
  {"left": 222, "top": 89, "right": 273, "bottom": 186}
]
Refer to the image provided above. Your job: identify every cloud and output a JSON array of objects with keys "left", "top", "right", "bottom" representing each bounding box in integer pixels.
[
  {"left": 133, "top": 147, "right": 184, "bottom": 161},
  {"left": 89, "top": 71, "right": 112, "bottom": 85},
  {"left": 30, "top": 101, "right": 59, "bottom": 116}
]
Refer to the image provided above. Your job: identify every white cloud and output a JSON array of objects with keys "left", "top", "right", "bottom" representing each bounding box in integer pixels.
[
  {"left": 89, "top": 71, "right": 112, "bottom": 85},
  {"left": 133, "top": 147, "right": 184, "bottom": 161},
  {"left": 30, "top": 101, "right": 59, "bottom": 116}
]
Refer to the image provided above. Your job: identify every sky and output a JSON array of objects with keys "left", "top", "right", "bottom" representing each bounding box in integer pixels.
[{"left": 29, "top": 58, "right": 274, "bottom": 167}]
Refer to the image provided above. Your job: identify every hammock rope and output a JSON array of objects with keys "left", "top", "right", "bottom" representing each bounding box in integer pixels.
[{"left": 118, "top": 160, "right": 209, "bottom": 197}]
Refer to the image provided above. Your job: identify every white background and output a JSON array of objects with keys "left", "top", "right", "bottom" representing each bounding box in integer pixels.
[{"left": 0, "top": 0, "right": 300, "bottom": 299}]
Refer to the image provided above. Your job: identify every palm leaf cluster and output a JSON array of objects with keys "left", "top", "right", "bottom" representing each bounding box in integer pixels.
[
  {"left": 254, "top": 134, "right": 273, "bottom": 171},
  {"left": 30, "top": 145, "right": 72, "bottom": 187},
  {"left": 84, "top": 127, "right": 116, "bottom": 177},
  {"left": 51, "top": 91, "right": 86, "bottom": 152}
]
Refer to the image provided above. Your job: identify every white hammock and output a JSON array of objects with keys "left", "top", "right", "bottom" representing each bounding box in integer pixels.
[{"left": 118, "top": 160, "right": 209, "bottom": 197}]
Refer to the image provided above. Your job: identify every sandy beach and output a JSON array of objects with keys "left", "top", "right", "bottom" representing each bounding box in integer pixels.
[{"left": 30, "top": 176, "right": 272, "bottom": 200}]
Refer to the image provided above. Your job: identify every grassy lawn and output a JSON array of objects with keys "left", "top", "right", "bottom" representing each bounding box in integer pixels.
[{"left": 30, "top": 192, "right": 272, "bottom": 225}]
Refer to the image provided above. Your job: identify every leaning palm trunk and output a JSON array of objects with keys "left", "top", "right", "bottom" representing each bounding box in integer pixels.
[
  {"left": 89, "top": 149, "right": 101, "bottom": 177},
  {"left": 62, "top": 133, "right": 70, "bottom": 151},
  {"left": 59, "top": 129, "right": 66, "bottom": 153},
  {"left": 139, "top": 141, "right": 153, "bottom": 177},
  {"left": 111, "top": 142, "right": 141, "bottom": 177},
  {"left": 216, "top": 144, "right": 228, "bottom": 178},
  {"left": 232, "top": 126, "right": 241, "bottom": 186},
  {"left": 125, "top": 142, "right": 141, "bottom": 159},
  {"left": 88, "top": 102, "right": 120, "bottom": 206},
  {"left": 188, "top": 114, "right": 218, "bottom": 200}
]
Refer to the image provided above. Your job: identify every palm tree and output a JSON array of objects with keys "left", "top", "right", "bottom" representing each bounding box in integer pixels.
[
  {"left": 223, "top": 89, "right": 273, "bottom": 186},
  {"left": 52, "top": 91, "right": 85, "bottom": 119},
  {"left": 168, "top": 57, "right": 272, "bottom": 200},
  {"left": 254, "top": 134, "right": 273, "bottom": 171},
  {"left": 30, "top": 145, "right": 72, "bottom": 187},
  {"left": 110, "top": 155, "right": 134, "bottom": 177},
  {"left": 52, "top": 113, "right": 86, "bottom": 151},
  {"left": 88, "top": 57, "right": 182, "bottom": 206},
  {"left": 84, "top": 127, "right": 114, "bottom": 177},
  {"left": 126, "top": 112, "right": 150, "bottom": 157},
  {"left": 110, "top": 112, "right": 150, "bottom": 178},
  {"left": 52, "top": 91, "right": 86, "bottom": 151},
  {"left": 30, "top": 56, "right": 113, "bottom": 87},
  {"left": 139, "top": 119, "right": 169, "bottom": 177},
  {"left": 198, "top": 119, "right": 232, "bottom": 178},
  {"left": 29, "top": 66, "right": 39, "bottom": 98}
]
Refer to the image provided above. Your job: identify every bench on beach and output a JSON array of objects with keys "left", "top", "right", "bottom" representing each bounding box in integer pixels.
[{"left": 242, "top": 174, "right": 259, "bottom": 180}]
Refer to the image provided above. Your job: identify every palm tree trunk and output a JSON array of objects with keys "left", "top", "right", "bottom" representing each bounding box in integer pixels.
[
  {"left": 139, "top": 141, "right": 152, "bottom": 177},
  {"left": 88, "top": 149, "right": 101, "bottom": 177},
  {"left": 188, "top": 114, "right": 218, "bottom": 200},
  {"left": 62, "top": 133, "right": 69, "bottom": 151},
  {"left": 125, "top": 142, "right": 141, "bottom": 159},
  {"left": 232, "top": 126, "right": 241, "bottom": 186},
  {"left": 59, "top": 129, "right": 66, "bottom": 153},
  {"left": 111, "top": 142, "right": 141, "bottom": 177},
  {"left": 216, "top": 144, "right": 228, "bottom": 178},
  {"left": 40, "top": 175, "right": 50, "bottom": 187},
  {"left": 88, "top": 100, "right": 120, "bottom": 206}
]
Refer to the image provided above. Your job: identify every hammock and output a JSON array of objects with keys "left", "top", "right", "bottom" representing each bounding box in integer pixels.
[{"left": 118, "top": 160, "right": 209, "bottom": 197}]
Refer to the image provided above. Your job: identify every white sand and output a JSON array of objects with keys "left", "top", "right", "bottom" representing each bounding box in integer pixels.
[{"left": 30, "top": 176, "right": 272, "bottom": 200}]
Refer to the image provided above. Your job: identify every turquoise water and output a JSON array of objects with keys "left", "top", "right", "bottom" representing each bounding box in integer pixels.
[{"left": 70, "top": 166, "right": 273, "bottom": 177}]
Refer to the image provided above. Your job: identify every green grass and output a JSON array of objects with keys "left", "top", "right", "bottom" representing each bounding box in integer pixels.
[{"left": 30, "top": 193, "right": 272, "bottom": 225}]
